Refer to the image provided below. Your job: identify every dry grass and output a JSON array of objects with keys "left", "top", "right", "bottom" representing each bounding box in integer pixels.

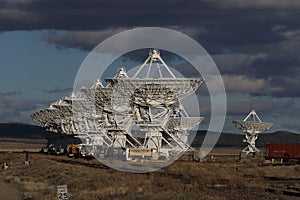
[
  {"left": 0, "top": 147, "right": 300, "bottom": 200},
  {"left": 0, "top": 139, "right": 46, "bottom": 152}
]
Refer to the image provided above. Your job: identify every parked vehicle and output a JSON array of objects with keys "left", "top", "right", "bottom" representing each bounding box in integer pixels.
[{"left": 67, "top": 144, "right": 80, "bottom": 157}]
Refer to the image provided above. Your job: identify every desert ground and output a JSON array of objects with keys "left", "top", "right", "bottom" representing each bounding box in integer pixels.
[{"left": 0, "top": 140, "right": 300, "bottom": 200}]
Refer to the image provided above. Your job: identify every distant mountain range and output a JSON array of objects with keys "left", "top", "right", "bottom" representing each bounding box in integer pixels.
[
  {"left": 192, "top": 130, "right": 300, "bottom": 147},
  {"left": 0, "top": 123, "right": 299, "bottom": 147},
  {"left": 0, "top": 123, "right": 47, "bottom": 139}
]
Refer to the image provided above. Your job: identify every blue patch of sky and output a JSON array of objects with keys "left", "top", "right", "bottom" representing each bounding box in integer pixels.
[
  {"left": 0, "top": 31, "right": 87, "bottom": 100},
  {"left": 0, "top": 31, "right": 299, "bottom": 133}
]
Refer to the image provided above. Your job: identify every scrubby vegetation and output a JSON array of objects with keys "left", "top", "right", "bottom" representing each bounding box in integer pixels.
[{"left": 0, "top": 146, "right": 300, "bottom": 200}]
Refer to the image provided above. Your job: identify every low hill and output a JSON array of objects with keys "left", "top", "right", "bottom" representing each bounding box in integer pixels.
[
  {"left": 258, "top": 130, "right": 300, "bottom": 146},
  {"left": 191, "top": 130, "right": 300, "bottom": 148},
  {"left": 0, "top": 123, "right": 299, "bottom": 147},
  {"left": 0, "top": 123, "right": 47, "bottom": 139}
]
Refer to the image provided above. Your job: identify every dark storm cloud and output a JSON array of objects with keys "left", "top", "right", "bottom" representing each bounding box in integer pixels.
[
  {"left": 226, "top": 97, "right": 294, "bottom": 116},
  {"left": 251, "top": 51, "right": 300, "bottom": 78},
  {"left": 42, "top": 16, "right": 291, "bottom": 53},
  {"left": 1, "top": 0, "right": 300, "bottom": 50},
  {"left": 44, "top": 28, "right": 128, "bottom": 51},
  {"left": 1, "top": 0, "right": 300, "bottom": 98},
  {"left": 0, "top": 90, "right": 21, "bottom": 97},
  {"left": 268, "top": 77, "right": 300, "bottom": 97},
  {"left": 43, "top": 87, "right": 72, "bottom": 94},
  {"left": 0, "top": 96, "right": 50, "bottom": 123},
  {"left": 0, "top": 0, "right": 213, "bottom": 31}
]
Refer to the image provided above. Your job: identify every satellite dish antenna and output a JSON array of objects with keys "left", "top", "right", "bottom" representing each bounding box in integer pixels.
[
  {"left": 31, "top": 49, "right": 204, "bottom": 169},
  {"left": 233, "top": 110, "right": 273, "bottom": 158}
]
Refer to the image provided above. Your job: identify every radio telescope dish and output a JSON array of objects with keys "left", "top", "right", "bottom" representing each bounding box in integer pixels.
[
  {"left": 31, "top": 49, "right": 204, "bottom": 171},
  {"left": 233, "top": 110, "right": 273, "bottom": 157}
]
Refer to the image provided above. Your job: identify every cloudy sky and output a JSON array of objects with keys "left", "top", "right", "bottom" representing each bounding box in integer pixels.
[{"left": 0, "top": 0, "right": 300, "bottom": 133}]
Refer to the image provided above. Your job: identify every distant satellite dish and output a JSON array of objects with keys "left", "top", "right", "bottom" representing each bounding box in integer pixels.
[{"left": 233, "top": 110, "right": 273, "bottom": 157}]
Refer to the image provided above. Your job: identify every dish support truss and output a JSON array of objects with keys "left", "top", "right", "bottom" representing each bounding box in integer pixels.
[
  {"left": 232, "top": 110, "right": 273, "bottom": 156},
  {"left": 31, "top": 49, "right": 204, "bottom": 160}
]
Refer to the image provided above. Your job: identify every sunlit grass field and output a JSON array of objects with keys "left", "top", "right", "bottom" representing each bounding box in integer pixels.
[{"left": 1, "top": 143, "right": 300, "bottom": 200}]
